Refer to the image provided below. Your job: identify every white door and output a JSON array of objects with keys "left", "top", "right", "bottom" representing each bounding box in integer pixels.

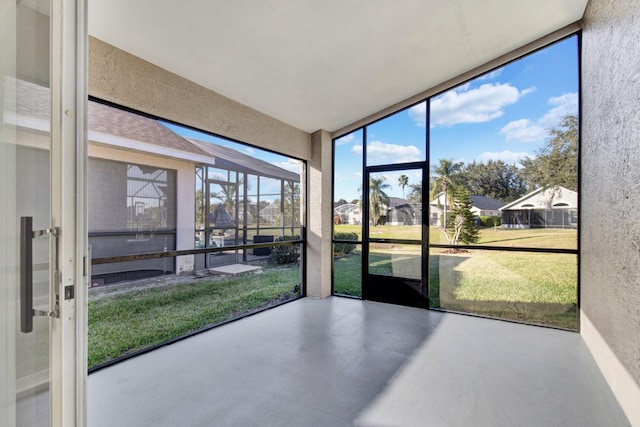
[{"left": 0, "top": 0, "right": 87, "bottom": 426}]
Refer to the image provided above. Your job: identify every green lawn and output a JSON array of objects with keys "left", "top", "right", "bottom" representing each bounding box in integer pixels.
[
  {"left": 335, "top": 223, "right": 577, "bottom": 249},
  {"left": 333, "top": 226, "right": 578, "bottom": 329},
  {"left": 88, "top": 266, "right": 300, "bottom": 369}
]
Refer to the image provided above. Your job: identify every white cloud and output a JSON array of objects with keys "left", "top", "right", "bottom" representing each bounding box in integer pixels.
[
  {"left": 415, "top": 83, "right": 535, "bottom": 127},
  {"left": 476, "top": 150, "right": 531, "bottom": 165},
  {"left": 500, "top": 92, "right": 578, "bottom": 142},
  {"left": 244, "top": 147, "right": 255, "bottom": 155},
  {"left": 356, "top": 140, "right": 422, "bottom": 164},
  {"left": 500, "top": 119, "right": 546, "bottom": 142},
  {"left": 408, "top": 102, "right": 427, "bottom": 127},
  {"left": 335, "top": 133, "right": 355, "bottom": 146},
  {"left": 539, "top": 92, "right": 579, "bottom": 128}
]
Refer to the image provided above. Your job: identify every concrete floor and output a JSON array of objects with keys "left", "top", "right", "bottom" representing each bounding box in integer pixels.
[{"left": 87, "top": 297, "right": 630, "bottom": 427}]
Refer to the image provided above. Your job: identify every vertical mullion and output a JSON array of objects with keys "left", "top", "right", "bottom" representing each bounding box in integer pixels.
[
  {"left": 423, "top": 100, "right": 430, "bottom": 306},
  {"left": 361, "top": 127, "right": 369, "bottom": 300}
]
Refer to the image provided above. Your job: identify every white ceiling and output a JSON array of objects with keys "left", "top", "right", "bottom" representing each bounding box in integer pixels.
[{"left": 88, "top": 0, "right": 587, "bottom": 133}]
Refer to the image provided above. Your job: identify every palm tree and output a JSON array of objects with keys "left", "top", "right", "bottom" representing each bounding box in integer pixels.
[
  {"left": 408, "top": 182, "right": 422, "bottom": 203},
  {"left": 397, "top": 174, "right": 409, "bottom": 199},
  {"left": 431, "top": 159, "right": 463, "bottom": 228},
  {"left": 369, "top": 176, "right": 390, "bottom": 226}
]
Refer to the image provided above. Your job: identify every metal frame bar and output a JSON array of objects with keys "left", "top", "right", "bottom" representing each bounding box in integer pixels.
[{"left": 91, "top": 239, "right": 303, "bottom": 265}]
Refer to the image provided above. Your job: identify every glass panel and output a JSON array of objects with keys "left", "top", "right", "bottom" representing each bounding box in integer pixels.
[
  {"left": 369, "top": 170, "right": 422, "bottom": 240},
  {"left": 334, "top": 130, "right": 363, "bottom": 239},
  {"left": 426, "top": 36, "right": 579, "bottom": 328},
  {"left": 89, "top": 158, "right": 178, "bottom": 283},
  {"left": 258, "top": 176, "right": 281, "bottom": 227},
  {"left": 2, "top": 2, "right": 52, "bottom": 425},
  {"left": 428, "top": 36, "right": 579, "bottom": 250},
  {"left": 333, "top": 243, "right": 362, "bottom": 297},
  {"left": 369, "top": 242, "right": 421, "bottom": 280},
  {"left": 366, "top": 102, "right": 426, "bottom": 166},
  {"left": 195, "top": 166, "right": 206, "bottom": 236},
  {"left": 283, "top": 180, "right": 301, "bottom": 229},
  {"left": 89, "top": 243, "right": 303, "bottom": 368},
  {"left": 207, "top": 166, "right": 236, "bottom": 182},
  {"left": 87, "top": 108, "right": 304, "bottom": 368},
  {"left": 429, "top": 248, "right": 578, "bottom": 330}
]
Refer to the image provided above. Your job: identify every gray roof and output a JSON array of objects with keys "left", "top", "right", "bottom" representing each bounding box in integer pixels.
[
  {"left": 88, "top": 101, "right": 212, "bottom": 157},
  {"left": 189, "top": 138, "right": 300, "bottom": 182},
  {"left": 470, "top": 195, "right": 504, "bottom": 211},
  {"left": 388, "top": 197, "right": 421, "bottom": 209}
]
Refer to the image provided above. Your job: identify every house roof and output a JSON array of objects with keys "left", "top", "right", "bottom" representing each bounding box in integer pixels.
[
  {"left": 189, "top": 139, "right": 300, "bottom": 182},
  {"left": 388, "top": 197, "right": 420, "bottom": 209},
  {"left": 430, "top": 192, "right": 503, "bottom": 211},
  {"left": 500, "top": 186, "right": 577, "bottom": 211},
  {"left": 471, "top": 195, "right": 505, "bottom": 211},
  {"left": 88, "top": 101, "right": 212, "bottom": 157}
]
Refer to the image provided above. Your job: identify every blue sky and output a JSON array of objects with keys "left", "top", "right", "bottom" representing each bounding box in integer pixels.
[{"left": 334, "top": 35, "right": 579, "bottom": 202}]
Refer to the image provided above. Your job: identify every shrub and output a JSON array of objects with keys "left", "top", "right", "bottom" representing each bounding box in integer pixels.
[
  {"left": 333, "top": 232, "right": 358, "bottom": 256},
  {"left": 270, "top": 235, "right": 300, "bottom": 265},
  {"left": 479, "top": 216, "right": 502, "bottom": 227}
]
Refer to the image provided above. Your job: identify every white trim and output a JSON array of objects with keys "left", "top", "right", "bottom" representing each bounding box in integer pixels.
[{"left": 581, "top": 312, "right": 640, "bottom": 426}]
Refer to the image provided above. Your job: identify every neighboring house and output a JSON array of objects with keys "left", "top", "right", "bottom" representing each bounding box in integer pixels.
[
  {"left": 334, "top": 202, "right": 361, "bottom": 225},
  {"left": 500, "top": 186, "right": 578, "bottom": 229},
  {"left": 386, "top": 197, "right": 422, "bottom": 226},
  {"left": 429, "top": 192, "right": 504, "bottom": 226},
  {"left": 470, "top": 195, "right": 505, "bottom": 218}
]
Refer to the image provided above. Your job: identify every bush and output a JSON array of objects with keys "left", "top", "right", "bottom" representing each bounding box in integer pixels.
[
  {"left": 479, "top": 216, "right": 502, "bottom": 227},
  {"left": 270, "top": 235, "right": 301, "bottom": 265},
  {"left": 334, "top": 232, "right": 358, "bottom": 256}
]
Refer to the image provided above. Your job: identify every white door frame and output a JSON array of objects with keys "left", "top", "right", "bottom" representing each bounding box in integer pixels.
[{"left": 50, "top": 0, "right": 88, "bottom": 425}]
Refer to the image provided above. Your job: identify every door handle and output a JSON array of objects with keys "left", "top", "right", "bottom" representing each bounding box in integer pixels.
[
  {"left": 20, "top": 216, "right": 59, "bottom": 333},
  {"left": 20, "top": 216, "right": 34, "bottom": 333}
]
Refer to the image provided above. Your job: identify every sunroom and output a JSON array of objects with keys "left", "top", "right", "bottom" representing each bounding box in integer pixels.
[{"left": 2, "top": 0, "right": 639, "bottom": 426}]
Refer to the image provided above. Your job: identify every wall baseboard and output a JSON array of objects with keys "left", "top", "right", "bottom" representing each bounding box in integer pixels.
[{"left": 581, "top": 311, "right": 640, "bottom": 426}]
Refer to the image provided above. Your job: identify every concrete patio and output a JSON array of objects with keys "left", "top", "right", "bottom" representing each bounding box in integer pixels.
[{"left": 87, "top": 297, "right": 629, "bottom": 426}]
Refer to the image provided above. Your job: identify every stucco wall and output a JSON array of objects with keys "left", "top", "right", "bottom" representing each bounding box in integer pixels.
[
  {"left": 306, "top": 130, "right": 333, "bottom": 298},
  {"left": 88, "top": 37, "right": 311, "bottom": 161},
  {"left": 581, "top": 0, "right": 640, "bottom": 424}
]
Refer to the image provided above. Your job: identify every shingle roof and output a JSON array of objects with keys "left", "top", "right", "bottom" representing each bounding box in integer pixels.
[
  {"left": 88, "top": 101, "right": 211, "bottom": 157},
  {"left": 470, "top": 195, "right": 504, "bottom": 211},
  {"left": 388, "top": 197, "right": 420, "bottom": 209}
]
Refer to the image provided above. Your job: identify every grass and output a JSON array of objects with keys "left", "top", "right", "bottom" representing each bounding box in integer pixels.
[
  {"left": 335, "top": 223, "right": 577, "bottom": 249},
  {"left": 430, "top": 249, "right": 577, "bottom": 329},
  {"left": 88, "top": 265, "right": 300, "bottom": 369},
  {"left": 333, "top": 251, "right": 362, "bottom": 297},
  {"left": 333, "top": 226, "right": 578, "bottom": 329}
]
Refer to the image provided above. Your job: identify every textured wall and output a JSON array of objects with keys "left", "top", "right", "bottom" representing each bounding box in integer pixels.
[
  {"left": 581, "top": 0, "right": 640, "bottom": 423},
  {"left": 306, "top": 130, "right": 332, "bottom": 298},
  {"left": 88, "top": 37, "right": 311, "bottom": 161}
]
